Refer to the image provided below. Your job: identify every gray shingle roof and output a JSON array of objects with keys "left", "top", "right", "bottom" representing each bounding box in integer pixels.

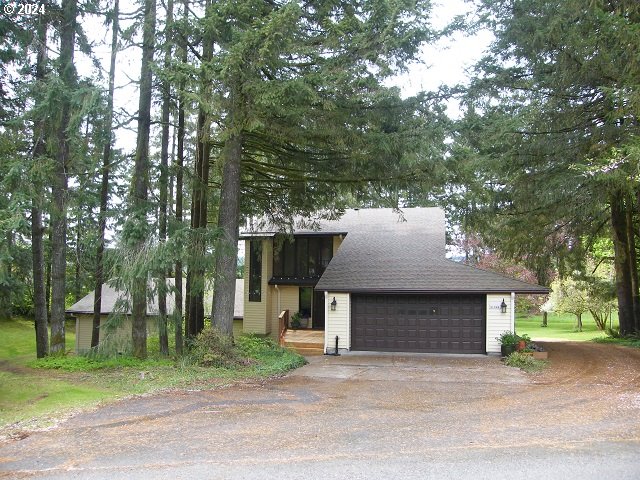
[
  {"left": 310, "top": 208, "right": 548, "bottom": 294},
  {"left": 66, "top": 279, "right": 245, "bottom": 318},
  {"left": 241, "top": 207, "right": 445, "bottom": 238}
]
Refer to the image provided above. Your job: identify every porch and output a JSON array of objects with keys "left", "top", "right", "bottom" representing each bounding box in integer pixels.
[{"left": 278, "top": 310, "right": 324, "bottom": 356}]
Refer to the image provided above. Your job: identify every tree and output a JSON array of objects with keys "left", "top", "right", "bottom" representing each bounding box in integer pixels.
[
  {"left": 544, "top": 277, "right": 591, "bottom": 332},
  {"left": 206, "top": 0, "right": 435, "bottom": 337},
  {"left": 157, "top": 0, "right": 173, "bottom": 356},
  {"left": 122, "top": 0, "right": 156, "bottom": 358},
  {"left": 457, "top": 0, "right": 640, "bottom": 334},
  {"left": 49, "top": 0, "right": 79, "bottom": 353},
  {"left": 92, "top": 0, "right": 120, "bottom": 349}
]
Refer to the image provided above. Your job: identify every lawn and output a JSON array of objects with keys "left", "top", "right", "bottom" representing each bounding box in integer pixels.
[
  {"left": 0, "top": 317, "right": 304, "bottom": 432},
  {"left": 515, "top": 311, "right": 618, "bottom": 342}
]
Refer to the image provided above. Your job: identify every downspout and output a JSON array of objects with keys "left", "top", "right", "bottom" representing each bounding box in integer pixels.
[
  {"left": 510, "top": 292, "right": 516, "bottom": 332},
  {"left": 274, "top": 284, "right": 280, "bottom": 316},
  {"left": 324, "top": 291, "right": 329, "bottom": 354}
]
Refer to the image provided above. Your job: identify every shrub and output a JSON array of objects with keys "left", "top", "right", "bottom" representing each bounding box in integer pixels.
[
  {"left": 189, "top": 327, "right": 241, "bottom": 367},
  {"left": 504, "top": 351, "right": 547, "bottom": 372},
  {"left": 496, "top": 331, "right": 519, "bottom": 345}
]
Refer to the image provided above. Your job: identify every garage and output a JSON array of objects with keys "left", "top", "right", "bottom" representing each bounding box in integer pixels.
[{"left": 351, "top": 294, "right": 486, "bottom": 354}]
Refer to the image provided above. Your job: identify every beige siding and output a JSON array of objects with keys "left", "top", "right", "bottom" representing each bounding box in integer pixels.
[
  {"left": 325, "top": 292, "right": 350, "bottom": 351},
  {"left": 486, "top": 293, "right": 514, "bottom": 353},
  {"left": 243, "top": 239, "right": 272, "bottom": 335},
  {"left": 75, "top": 314, "right": 158, "bottom": 353},
  {"left": 269, "top": 285, "right": 300, "bottom": 338},
  {"left": 233, "top": 319, "right": 243, "bottom": 338},
  {"left": 332, "top": 235, "right": 344, "bottom": 254}
]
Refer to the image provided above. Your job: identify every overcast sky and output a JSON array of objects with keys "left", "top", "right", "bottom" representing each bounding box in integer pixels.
[{"left": 81, "top": 0, "right": 493, "bottom": 150}]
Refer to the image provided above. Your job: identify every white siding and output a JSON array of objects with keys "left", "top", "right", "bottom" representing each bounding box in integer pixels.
[
  {"left": 325, "top": 292, "right": 350, "bottom": 352},
  {"left": 486, "top": 293, "right": 514, "bottom": 354}
]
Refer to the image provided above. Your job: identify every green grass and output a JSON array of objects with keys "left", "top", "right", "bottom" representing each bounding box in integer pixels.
[
  {"left": 0, "top": 317, "right": 305, "bottom": 431},
  {"left": 515, "top": 311, "right": 618, "bottom": 342},
  {"left": 593, "top": 336, "right": 640, "bottom": 349}
]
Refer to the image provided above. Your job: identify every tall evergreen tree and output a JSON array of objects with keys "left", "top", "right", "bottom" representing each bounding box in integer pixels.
[
  {"left": 123, "top": 0, "right": 156, "bottom": 358},
  {"left": 50, "top": 0, "right": 78, "bottom": 353},
  {"left": 205, "top": 0, "right": 435, "bottom": 336},
  {"left": 457, "top": 0, "right": 640, "bottom": 333}
]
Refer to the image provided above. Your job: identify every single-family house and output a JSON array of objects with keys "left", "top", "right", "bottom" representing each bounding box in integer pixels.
[
  {"left": 238, "top": 207, "right": 548, "bottom": 355},
  {"left": 67, "top": 279, "right": 245, "bottom": 352}
]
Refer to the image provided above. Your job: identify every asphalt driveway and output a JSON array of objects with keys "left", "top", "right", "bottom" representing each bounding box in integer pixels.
[{"left": 1, "top": 343, "right": 640, "bottom": 479}]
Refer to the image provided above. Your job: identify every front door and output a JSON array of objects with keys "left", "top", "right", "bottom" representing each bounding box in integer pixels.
[{"left": 312, "top": 291, "right": 325, "bottom": 329}]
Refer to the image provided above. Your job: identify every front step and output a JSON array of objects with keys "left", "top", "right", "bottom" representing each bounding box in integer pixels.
[
  {"left": 283, "top": 329, "right": 324, "bottom": 356},
  {"left": 288, "top": 346, "right": 324, "bottom": 356}
]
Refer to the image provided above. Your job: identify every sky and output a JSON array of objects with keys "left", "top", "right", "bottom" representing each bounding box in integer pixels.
[{"left": 80, "top": 0, "right": 493, "bottom": 151}]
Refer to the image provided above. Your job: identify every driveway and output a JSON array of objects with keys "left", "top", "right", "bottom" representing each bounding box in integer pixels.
[{"left": 1, "top": 343, "right": 640, "bottom": 479}]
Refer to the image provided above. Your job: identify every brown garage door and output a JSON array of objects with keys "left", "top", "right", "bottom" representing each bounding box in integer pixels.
[{"left": 351, "top": 294, "right": 485, "bottom": 353}]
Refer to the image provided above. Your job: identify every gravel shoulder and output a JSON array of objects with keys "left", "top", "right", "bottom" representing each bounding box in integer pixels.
[{"left": 1, "top": 342, "right": 639, "bottom": 479}]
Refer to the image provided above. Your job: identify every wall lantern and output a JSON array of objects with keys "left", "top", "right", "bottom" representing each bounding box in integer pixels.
[
  {"left": 330, "top": 297, "right": 337, "bottom": 311},
  {"left": 500, "top": 298, "right": 507, "bottom": 314}
]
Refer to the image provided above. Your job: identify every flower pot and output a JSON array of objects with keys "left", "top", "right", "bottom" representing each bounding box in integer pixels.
[
  {"left": 517, "top": 340, "right": 526, "bottom": 351},
  {"left": 501, "top": 344, "right": 517, "bottom": 357}
]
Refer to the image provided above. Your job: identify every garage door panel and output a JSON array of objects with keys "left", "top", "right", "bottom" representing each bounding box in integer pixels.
[{"left": 351, "top": 294, "right": 485, "bottom": 354}]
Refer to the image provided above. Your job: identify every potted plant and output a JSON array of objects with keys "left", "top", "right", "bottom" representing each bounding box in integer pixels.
[
  {"left": 290, "top": 312, "right": 302, "bottom": 329},
  {"left": 496, "top": 331, "right": 519, "bottom": 357},
  {"left": 517, "top": 333, "right": 531, "bottom": 351}
]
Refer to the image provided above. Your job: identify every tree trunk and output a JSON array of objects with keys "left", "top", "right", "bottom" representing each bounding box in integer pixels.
[
  {"left": 576, "top": 312, "right": 583, "bottom": 332},
  {"left": 28, "top": 13, "right": 49, "bottom": 356},
  {"left": 157, "top": 0, "right": 173, "bottom": 357},
  {"left": 129, "top": 0, "right": 156, "bottom": 359},
  {"left": 50, "top": 0, "right": 78, "bottom": 354},
  {"left": 0, "top": 233, "right": 13, "bottom": 319},
  {"left": 611, "top": 191, "right": 635, "bottom": 335},
  {"left": 212, "top": 131, "right": 243, "bottom": 337},
  {"left": 626, "top": 194, "right": 640, "bottom": 332},
  {"left": 542, "top": 311, "right": 548, "bottom": 327},
  {"left": 92, "top": 0, "right": 119, "bottom": 348},
  {"left": 173, "top": 0, "right": 187, "bottom": 355},
  {"left": 74, "top": 214, "right": 81, "bottom": 302},
  {"left": 186, "top": 5, "right": 213, "bottom": 338}
]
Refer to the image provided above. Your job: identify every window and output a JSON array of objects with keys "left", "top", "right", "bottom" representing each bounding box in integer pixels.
[
  {"left": 249, "top": 240, "right": 262, "bottom": 302},
  {"left": 271, "top": 235, "right": 333, "bottom": 281},
  {"left": 299, "top": 287, "right": 312, "bottom": 319}
]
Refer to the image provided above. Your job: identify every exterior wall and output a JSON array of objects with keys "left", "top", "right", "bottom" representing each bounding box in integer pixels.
[
  {"left": 332, "top": 235, "right": 344, "bottom": 254},
  {"left": 75, "top": 314, "right": 158, "bottom": 353},
  {"left": 233, "top": 318, "right": 243, "bottom": 338},
  {"left": 486, "top": 293, "right": 514, "bottom": 354},
  {"left": 243, "top": 239, "right": 273, "bottom": 335},
  {"left": 269, "top": 285, "right": 300, "bottom": 338},
  {"left": 324, "top": 292, "right": 350, "bottom": 352}
]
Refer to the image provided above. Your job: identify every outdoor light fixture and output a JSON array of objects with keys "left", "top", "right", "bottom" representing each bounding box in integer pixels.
[
  {"left": 330, "top": 297, "right": 337, "bottom": 311},
  {"left": 500, "top": 298, "right": 507, "bottom": 314}
]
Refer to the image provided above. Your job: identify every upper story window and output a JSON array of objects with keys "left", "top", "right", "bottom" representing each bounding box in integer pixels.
[
  {"left": 273, "top": 236, "right": 333, "bottom": 280},
  {"left": 249, "top": 240, "right": 262, "bottom": 302}
]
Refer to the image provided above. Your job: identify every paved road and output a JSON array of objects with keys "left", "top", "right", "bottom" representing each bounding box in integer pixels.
[{"left": 1, "top": 343, "right": 640, "bottom": 479}]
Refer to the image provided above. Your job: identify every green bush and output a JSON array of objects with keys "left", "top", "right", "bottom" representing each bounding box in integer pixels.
[
  {"left": 496, "top": 331, "right": 519, "bottom": 346},
  {"left": 504, "top": 351, "right": 547, "bottom": 373},
  {"left": 189, "top": 327, "right": 241, "bottom": 367}
]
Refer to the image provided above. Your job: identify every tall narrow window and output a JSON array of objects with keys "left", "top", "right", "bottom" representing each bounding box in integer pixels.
[{"left": 249, "top": 240, "right": 262, "bottom": 302}]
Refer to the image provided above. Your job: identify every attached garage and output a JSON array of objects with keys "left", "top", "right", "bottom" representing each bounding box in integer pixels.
[{"left": 351, "top": 294, "right": 485, "bottom": 354}]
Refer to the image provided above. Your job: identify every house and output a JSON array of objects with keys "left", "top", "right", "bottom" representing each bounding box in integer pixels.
[
  {"left": 239, "top": 207, "right": 548, "bottom": 355},
  {"left": 67, "top": 279, "right": 245, "bottom": 352}
]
